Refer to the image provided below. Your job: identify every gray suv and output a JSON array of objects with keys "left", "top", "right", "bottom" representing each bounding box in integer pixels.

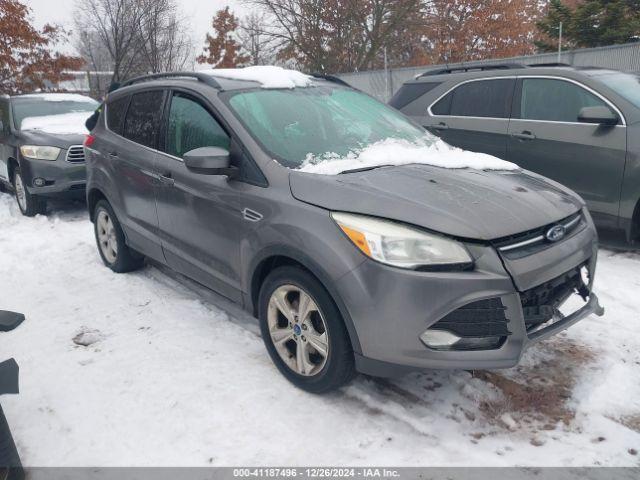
[
  {"left": 391, "top": 64, "right": 640, "bottom": 243},
  {"left": 0, "top": 93, "right": 98, "bottom": 216},
  {"left": 85, "top": 69, "right": 603, "bottom": 393}
]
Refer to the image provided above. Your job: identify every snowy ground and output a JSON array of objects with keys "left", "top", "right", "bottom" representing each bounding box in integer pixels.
[{"left": 0, "top": 191, "right": 639, "bottom": 467}]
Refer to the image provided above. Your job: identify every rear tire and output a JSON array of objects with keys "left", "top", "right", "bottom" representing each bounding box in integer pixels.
[
  {"left": 13, "top": 168, "right": 46, "bottom": 217},
  {"left": 93, "top": 200, "right": 144, "bottom": 273},
  {"left": 259, "top": 266, "right": 356, "bottom": 393}
]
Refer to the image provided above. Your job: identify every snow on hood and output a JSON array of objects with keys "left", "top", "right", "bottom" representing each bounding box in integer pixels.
[
  {"left": 201, "top": 66, "right": 313, "bottom": 89},
  {"left": 21, "top": 112, "right": 91, "bottom": 135},
  {"left": 297, "top": 138, "right": 519, "bottom": 175},
  {"left": 18, "top": 93, "right": 97, "bottom": 103}
]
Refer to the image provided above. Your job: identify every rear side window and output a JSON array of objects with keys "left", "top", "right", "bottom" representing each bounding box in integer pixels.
[
  {"left": 431, "top": 79, "right": 514, "bottom": 118},
  {"left": 106, "top": 96, "right": 129, "bottom": 135},
  {"left": 165, "top": 94, "right": 230, "bottom": 158},
  {"left": 123, "top": 91, "right": 165, "bottom": 148},
  {"left": 518, "top": 78, "right": 608, "bottom": 123},
  {"left": 389, "top": 82, "right": 441, "bottom": 109}
]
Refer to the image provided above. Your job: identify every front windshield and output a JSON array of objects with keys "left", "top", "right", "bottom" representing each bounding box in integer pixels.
[
  {"left": 594, "top": 72, "right": 640, "bottom": 109},
  {"left": 226, "top": 86, "right": 429, "bottom": 168},
  {"left": 13, "top": 94, "right": 99, "bottom": 130}
]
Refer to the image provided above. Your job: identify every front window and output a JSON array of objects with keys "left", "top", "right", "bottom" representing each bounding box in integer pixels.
[
  {"left": 517, "top": 78, "right": 608, "bottom": 123},
  {"left": 225, "top": 86, "right": 427, "bottom": 168},
  {"left": 593, "top": 72, "right": 640, "bottom": 109},
  {"left": 12, "top": 94, "right": 99, "bottom": 130}
]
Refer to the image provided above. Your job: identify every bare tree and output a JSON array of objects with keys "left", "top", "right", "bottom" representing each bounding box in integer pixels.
[
  {"left": 243, "top": 0, "right": 422, "bottom": 73},
  {"left": 237, "top": 11, "right": 277, "bottom": 66},
  {"left": 137, "top": 0, "right": 194, "bottom": 73},
  {"left": 74, "top": 0, "right": 194, "bottom": 87}
]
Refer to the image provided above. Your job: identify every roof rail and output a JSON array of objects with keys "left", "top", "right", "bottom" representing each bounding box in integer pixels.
[
  {"left": 310, "top": 73, "right": 353, "bottom": 88},
  {"left": 122, "top": 72, "right": 222, "bottom": 89},
  {"left": 419, "top": 63, "right": 524, "bottom": 77}
]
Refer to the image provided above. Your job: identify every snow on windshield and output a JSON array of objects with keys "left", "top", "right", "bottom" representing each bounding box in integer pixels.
[
  {"left": 201, "top": 66, "right": 313, "bottom": 89},
  {"left": 298, "top": 137, "right": 520, "bottom": 174},
  {"left": 21, "top": 111, "right": 91, "bottom": 135}
]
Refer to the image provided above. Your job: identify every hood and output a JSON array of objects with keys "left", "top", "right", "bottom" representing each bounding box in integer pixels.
[
  {"left": 289, "top": 164, "right": 584, "bottom": 241},
  {"left": 17, "top": 129, "right": 87, "bottom": 149}
]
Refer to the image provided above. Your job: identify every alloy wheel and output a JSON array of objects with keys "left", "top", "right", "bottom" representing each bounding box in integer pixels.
[
  {"left": 267, "top": 285, "right": 329, "bottom": 377},
  {"left": 96, "top": 209, "right": 118, "bottom": 264},
  {"left": 14, "top": 174, "right": 27, "bottom": 212}
]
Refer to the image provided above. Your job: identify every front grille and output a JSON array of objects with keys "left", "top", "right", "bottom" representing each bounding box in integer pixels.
[
  {"left": 65, "top": 145, "right": 85, "bottom": 163},
  {"left": 432, "top": 298, "right": 511, "bottom": 338},
  {"left": 493, "top": 212, "right": 584, "bottom": 258},
  {"left": 520, "top": 265, "right": 585, "bottom": 330}
]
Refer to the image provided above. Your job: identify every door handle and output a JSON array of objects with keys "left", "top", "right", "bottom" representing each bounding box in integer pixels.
[
  {"left": 430, "top": 122, "right": 449, "bottom": 131},
  {"left": 511, "top": 131, "right": 536, "bottom": 141},
  {"left": 108, "top": 151, "right": 118, "bottom": 158},
  {"left": 158, "top": 172, "right": 174, "bottom": 186}
]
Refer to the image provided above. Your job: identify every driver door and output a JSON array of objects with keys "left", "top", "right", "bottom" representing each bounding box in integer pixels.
[{"left": 155, "top": 91, "right": 257, "bottom": 302}]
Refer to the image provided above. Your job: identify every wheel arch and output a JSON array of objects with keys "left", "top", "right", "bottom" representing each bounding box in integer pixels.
[
  {"left": 248, "top": 246, "right": 362, "bottom": 355},
  {"left": 87, "top": 187, "right": 109, "bottom": 222},
  {"left": 631, "top": 196, "right": 640, "bottom": 242},
  {"left": 7, "top": 157, "right": 18, "bottom": 183}
]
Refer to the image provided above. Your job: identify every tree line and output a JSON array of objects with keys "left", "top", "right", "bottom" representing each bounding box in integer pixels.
[{"left": 1, "top": 0, "right": 639, "bottom": 95}]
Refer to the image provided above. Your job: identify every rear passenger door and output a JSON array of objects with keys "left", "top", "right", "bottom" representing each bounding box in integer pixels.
[
  {"left": 105, "top": 90, "right": 166, "bottom": 262},
  {"left": 426, "top": 78, "right": 515, "bottom": 158},
  {"left": 507, "top": 77, "right": 627, "bottom": 223}
]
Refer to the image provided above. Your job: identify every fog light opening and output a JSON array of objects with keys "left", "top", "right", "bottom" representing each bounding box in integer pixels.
[
  {"left": 420, "top": 329, "right": 505, "bottom": 351},
  {"left": 33, "top": 177, "right": 46, "bottom": 187},
  {"left": 420, "top": 329, "right": 461, "bottom": 349}
]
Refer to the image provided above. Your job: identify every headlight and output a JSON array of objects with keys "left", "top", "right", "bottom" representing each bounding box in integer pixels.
[
  {"left": 20, "top": 145, "right": 61, "bottom": 161},
  {"left": 331, "top": 212, "right": 473, "bottom": 270}
]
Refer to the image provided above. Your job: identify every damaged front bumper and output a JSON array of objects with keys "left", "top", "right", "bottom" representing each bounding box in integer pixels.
[{"left": 338, "top": 208, "right": 605, "bottom": 378}]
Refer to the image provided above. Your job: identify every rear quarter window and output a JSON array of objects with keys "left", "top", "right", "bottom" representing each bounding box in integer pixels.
[
  {"left": 389, "top": 82, "right": 441, "bottom": 110},
  {"left": 123, "top": 91, "right": 165, "bottom": 148}
]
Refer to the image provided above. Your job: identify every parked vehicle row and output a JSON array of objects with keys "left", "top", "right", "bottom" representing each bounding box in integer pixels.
[
  {"left": 81, "top": 67, "right": 603, "bottom": 392},
  {"left": 391, "top": 64, "right": 640, "bottom": 243},
  {"left": 0, "top": 93, "right": 98, "bottom": 216}
]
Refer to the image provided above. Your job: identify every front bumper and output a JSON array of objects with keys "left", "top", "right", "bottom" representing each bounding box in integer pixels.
[
  {"left": 20, "top": 151, "right": 86, "bottom": 197},
  {"left": 336, "top": 210, "right": 604, "bottom": 377}
]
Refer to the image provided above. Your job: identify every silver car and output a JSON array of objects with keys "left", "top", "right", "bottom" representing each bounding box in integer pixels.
[{"left": 85, "top": 69, "right": 604, "bottom": 393}]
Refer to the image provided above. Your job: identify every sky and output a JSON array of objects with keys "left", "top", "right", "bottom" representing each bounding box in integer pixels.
[{"left": 26, "top": 0, "right": 245, "bottom": 59}]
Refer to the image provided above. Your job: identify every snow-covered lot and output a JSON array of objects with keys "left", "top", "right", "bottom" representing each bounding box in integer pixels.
[{"left": 1, "top": 191, "right": 639, "bottom": 467}]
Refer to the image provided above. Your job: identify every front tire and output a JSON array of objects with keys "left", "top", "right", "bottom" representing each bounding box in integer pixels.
[
  {"left": 93, "top": 200, "right": 144, "bottom": 273},
  {"left": 13, "top": 168, "right": 46, "bottom": 217},
  {"left": 259, "top": 266, "right": 356, "bottom": 393}
]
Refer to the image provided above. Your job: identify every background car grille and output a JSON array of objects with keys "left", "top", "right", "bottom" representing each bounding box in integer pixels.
[
  {"left": 431, "top": 298, "right": 511, "bottom": 338},
  {"left": 492, "top": 212, "right": 584, "bottom": 258},
  {"left": 65, "top": 146, "right": 86, "bottom": 163}
]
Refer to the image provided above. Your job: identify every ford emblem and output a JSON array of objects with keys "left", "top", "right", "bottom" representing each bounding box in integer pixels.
[{"left": 546, "top": 225, "right": 566, "bottom": 242}]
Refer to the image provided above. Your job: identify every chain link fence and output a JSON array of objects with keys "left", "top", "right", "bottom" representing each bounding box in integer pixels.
[{"left": 336, "top": 42, "right": 640, "bottom": 102}]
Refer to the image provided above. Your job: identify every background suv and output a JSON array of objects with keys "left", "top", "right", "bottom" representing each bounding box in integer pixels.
[
  {"left": 0, "top": 93, "right": 98, "bottom": 216},
  {"left": 391, "top": 64, "right": 640, "bottom": 243},
  {"left": 85, "top": 68, "right": 602, "bottom": 393}
]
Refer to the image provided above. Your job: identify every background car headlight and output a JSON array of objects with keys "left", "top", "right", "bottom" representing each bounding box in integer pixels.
[
  {"left": 20, "top": 145, "right": 61, "bottom": 161},
  {"left": 331, "top": 212, "right": 473, "bottom": 270}
]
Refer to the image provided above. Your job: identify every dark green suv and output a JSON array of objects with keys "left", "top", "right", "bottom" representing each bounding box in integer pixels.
[{"left": 391, "top": 64, "right": 640, "bottom": 243}]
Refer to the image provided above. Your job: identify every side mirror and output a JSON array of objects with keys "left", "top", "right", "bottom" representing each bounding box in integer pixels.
[
  {"left": 578, "top": 106, "right": 619, "bottom": 126},
  {"left": 183, "top": 147, "right": 237, "bottom": 177}
]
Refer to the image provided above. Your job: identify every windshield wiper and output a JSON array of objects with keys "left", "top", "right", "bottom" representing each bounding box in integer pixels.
[{"left": 338, "top": 164, "right": 394, "bottom": 175}]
